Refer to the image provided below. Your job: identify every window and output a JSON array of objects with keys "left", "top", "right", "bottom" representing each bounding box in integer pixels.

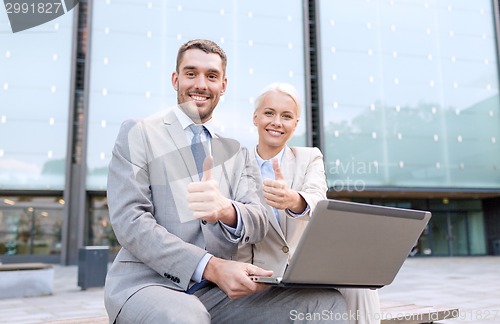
[
  {"left": 86, "top": 0, "right": 308, "bottom": 189},
  {"left": 319, "top": 0, "right": 500, "bottom": 190},
  {"left": 0, "top": 11, "right": 73, "bottom": 190}
]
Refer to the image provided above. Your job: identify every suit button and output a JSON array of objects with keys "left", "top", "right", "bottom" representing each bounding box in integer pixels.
[
  {"left": 201, "top": 220, "right": 207, "bottom": 225},
  {"left": 244, "top": 237, "right": 250, "bottom": 243},
  {"left": 282, "top": 246, "right": 289, "bottom": 253}
]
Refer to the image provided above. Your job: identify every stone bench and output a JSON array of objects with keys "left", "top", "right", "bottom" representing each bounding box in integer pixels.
[
  {"left": 0, "top": 262, "right": 54, "bottom": 299},
  {"left": 43, "top": 316, "right": 108, "bottom": 324},
  {"left": 41, "top": 302, "right": 459, "bottom": 324},
  {"left": 381, "top": 302, "right": 459, "bottom": 323}
]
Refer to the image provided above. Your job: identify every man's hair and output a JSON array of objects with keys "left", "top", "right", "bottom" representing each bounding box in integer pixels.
[
  {"left": 254, "top": 82, "right": 301, "bottom": 119},
  {"left": 176, "top": 39, "right": 227, "bottom": 75}
]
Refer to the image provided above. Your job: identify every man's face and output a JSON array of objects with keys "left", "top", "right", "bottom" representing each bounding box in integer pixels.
[{"left": 172, "top": 49, "right": 227, "bottom": 123}]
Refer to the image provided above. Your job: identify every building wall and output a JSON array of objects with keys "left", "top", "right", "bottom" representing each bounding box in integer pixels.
[
  {"left": 483, "top": 197, "right": 500, "bottom": 254},
  {"left": 318, "top": 0, "right": 500, "bottom": 190},
  {"left": 1, "top": 0, "right": 499, "bottom": 263}
]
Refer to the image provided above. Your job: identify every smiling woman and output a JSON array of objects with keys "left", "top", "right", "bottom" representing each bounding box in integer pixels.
[
  {"left": 253, "top": 83, "right": 300, "bottom": 160},
  {"left": 239, "top": 83, "right": 382, "bottom": 324}
]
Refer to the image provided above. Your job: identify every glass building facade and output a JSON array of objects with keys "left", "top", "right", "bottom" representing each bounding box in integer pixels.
[
  {"left": 1, "top": 0, "right": 500, "bottom": 264},
  {"left": 320, "top": 0, "right": 500, "bottom": 190}
]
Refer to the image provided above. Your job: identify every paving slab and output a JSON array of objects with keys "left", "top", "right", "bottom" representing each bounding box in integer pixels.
[{"left": 0, "top": 256, "right": 498, "bottom": 323}]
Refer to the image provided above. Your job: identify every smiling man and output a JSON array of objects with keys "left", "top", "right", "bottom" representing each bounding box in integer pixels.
[
  {"left": 172, "top": 43, "right": 227, "bottom": 124},
  {"left": 104, "top": 39, "right": 347, "bottom": 324}
]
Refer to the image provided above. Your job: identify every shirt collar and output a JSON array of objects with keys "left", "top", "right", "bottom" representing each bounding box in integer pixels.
[
  {"left": 254, "top": 145, "right": 285, "bottom": 168},
  {"left": 174, "top": 105, "right": 216, "bottom": 138}
]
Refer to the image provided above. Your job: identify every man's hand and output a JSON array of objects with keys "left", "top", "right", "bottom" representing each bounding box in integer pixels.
[
  {"left": 262, "top": 159, "right": 306, "bottom": 213},
  {"left": 187, "top": 157, "right": 236, "bottom": 226},
  {"left": 203, "top": 257, "right": 273, "bottom": 299}
]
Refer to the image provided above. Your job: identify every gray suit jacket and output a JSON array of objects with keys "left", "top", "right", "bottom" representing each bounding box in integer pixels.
[
  {"left": 238, "top": 146, "right": 327, "bottom": 275},
  {"left": 104, "top": 109, "right": 268, "bottom": 322}
]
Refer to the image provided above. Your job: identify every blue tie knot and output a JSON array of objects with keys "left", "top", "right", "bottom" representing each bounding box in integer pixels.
[{"left": 189, "top": 124, "right": 205, "bottom": 139}]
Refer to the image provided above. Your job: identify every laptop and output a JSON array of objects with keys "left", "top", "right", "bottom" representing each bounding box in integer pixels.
[{"left": 250, "top": 199, "right": 431, "bottom": 289}]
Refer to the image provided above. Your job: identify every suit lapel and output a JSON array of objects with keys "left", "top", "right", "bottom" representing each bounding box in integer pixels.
[
  {"left": 209, "top": 135, "right": 244, "bottom": 199},
  {"left": 208, "top": 136, "right": 227, "bottom": 186},
  {"left": 277, "top": 146, "right": 296, "bottom": 238},
  {"left": 269, "top": 206, "right": 286, "bottom": 240},
  {"left": 163, "top": 110, "right": 199, "bottom": 182},
  {"left": 250, "top": 149, "right": 287, "bottom": 242},
  {"left": 282, "top": 146, "right": 296, "bottom": 189}
]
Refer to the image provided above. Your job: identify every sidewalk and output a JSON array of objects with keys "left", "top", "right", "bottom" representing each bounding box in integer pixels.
[
  {"left": 0, "top": 256, "right": 498, "bottom": 323},
  {"left": 379, "top": 256, "right": 500, "bottom": 324},
  {"left": 0, "top": 264, "right": 106, "bottom": 323}
]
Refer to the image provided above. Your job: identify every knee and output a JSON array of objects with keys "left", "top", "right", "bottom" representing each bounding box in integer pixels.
[
  {"left": 319, "top": 288, "right": 348, "bottom": 311},
  {"left": 153, "top": 304, "right": 210, "bottom": 324},
  {"left": 293, "top": 290, "right": 348, "bottom": 323},
  {"left": 122, "top": 303, "right": 210, "bottom": 324},
  {"left": 298, "top": 288, "right": 348, "bottom": 313},
  {"left": 118, "top": 290, "right": 211, "bottom": 324}
]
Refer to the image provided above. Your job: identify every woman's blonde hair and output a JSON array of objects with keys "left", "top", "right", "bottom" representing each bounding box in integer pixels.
[{"left": 254, "top": 82, "right": 301, "bottom": 118}]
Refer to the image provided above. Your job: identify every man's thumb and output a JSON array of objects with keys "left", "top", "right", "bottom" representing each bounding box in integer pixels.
[
  {"left": 272, "top": 158, "right": 284, "bottom": 180},
  {"left": 201, "top": 156, "right": 214, "bottom": 181}
]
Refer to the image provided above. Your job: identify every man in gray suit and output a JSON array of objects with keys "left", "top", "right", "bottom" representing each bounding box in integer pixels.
[{"left": 104, "top": 39, "right": 347, "bottom": 323}]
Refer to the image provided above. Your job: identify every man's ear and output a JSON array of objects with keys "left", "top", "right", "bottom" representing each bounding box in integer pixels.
[
  {"left": 171, "top": 72, "right": 179, "bottom": 90},
  {"left": 221, "top": 76, "right": 227, "bottom": 95}
]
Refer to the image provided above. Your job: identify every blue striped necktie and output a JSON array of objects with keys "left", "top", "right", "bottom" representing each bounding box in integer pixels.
[{"left": 189, "top": 124, "right": 206, "bottom": 180}]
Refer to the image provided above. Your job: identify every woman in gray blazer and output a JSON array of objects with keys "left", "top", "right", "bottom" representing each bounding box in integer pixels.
[{"left": 238, "top": 82, "right": 381, "bottom": 324}]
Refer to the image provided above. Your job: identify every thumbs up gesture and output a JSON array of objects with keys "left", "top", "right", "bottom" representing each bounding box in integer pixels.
[
  {"left": 262, "top": 159, "right": 306, "bottom": 213},
  {"left": 187, "top": 156, "right": 235, "bottom": 225},
  {"left": 200, "top": 155, "right": 214, "bottom": 181}
]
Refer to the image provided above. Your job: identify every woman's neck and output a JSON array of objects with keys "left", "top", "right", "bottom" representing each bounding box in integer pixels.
[{"left": 257, "top": 143, "right": 284, "bottom": 160}]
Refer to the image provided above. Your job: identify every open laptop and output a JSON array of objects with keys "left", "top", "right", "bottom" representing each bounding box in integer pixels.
[{"left": 250, "top": 199, "right": 431, "bottom": 289}]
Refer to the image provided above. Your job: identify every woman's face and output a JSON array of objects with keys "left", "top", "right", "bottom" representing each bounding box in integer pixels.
[{"left": 253, "top": 91, "right": 299, "bottom": 151}]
